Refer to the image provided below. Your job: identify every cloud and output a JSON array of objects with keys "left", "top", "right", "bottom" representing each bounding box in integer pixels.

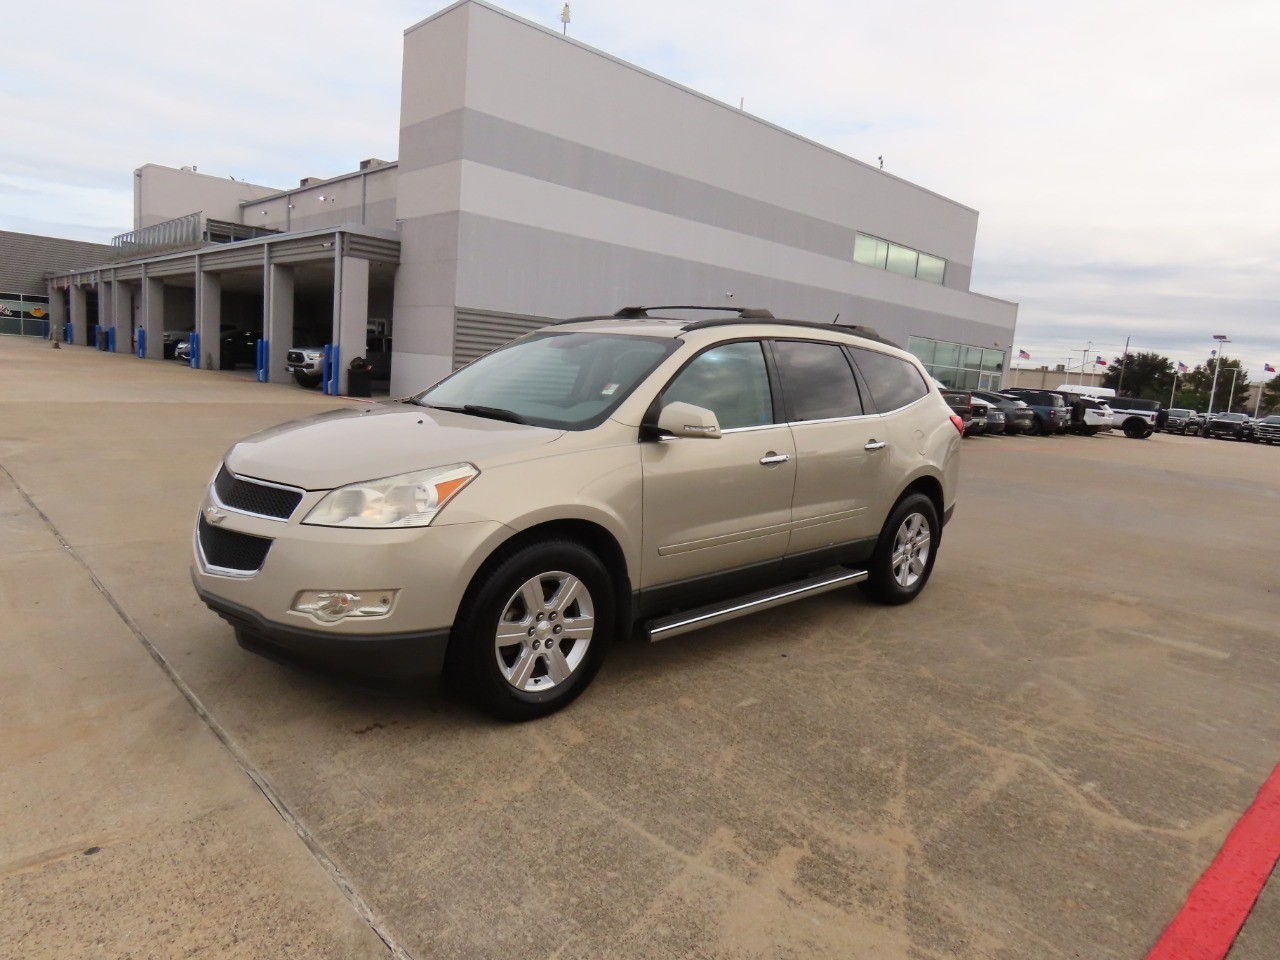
[{"left": 8, "top": 0, "right": 1278, "bottom": 374}]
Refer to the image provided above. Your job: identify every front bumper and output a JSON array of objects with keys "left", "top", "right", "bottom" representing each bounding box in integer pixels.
[
  {"left": 192, "top": 483, "right": 512, "bottom": 679},
  {"left": 195, "top": 584, "right": 451, "bottom": 679}
]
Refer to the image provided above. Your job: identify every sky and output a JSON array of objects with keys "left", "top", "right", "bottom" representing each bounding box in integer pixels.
[{"left": 3, "top": 0, "right": 1277, "bottom": 380}]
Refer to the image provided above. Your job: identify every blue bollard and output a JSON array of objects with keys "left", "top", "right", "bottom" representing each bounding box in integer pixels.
[
  {"left": 189, "top": 332, "right": 200, "bottom": 369},
  {"left": 137, "top": 329, "right": 146, "bottom": 359}
]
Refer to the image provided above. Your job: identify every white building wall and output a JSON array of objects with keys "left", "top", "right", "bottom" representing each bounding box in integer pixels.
[
  {"left": 134, "top": 164, "right": 278, "bottom": 228},
  {"left": 387, "top": 0, "right": 1016, "bottom": 395}
]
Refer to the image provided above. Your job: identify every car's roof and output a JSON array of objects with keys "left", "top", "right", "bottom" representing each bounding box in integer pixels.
[{"left": 547, "top": 306, "right": 901, "bottom": 350}]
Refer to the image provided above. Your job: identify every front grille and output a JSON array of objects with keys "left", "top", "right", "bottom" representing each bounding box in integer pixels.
[
  {"left": 286, "top": 350, "right": 307, "bottom": 364},
  {"left": 199, "top": 516, "right": 272, "bottom": 573},
  {"left": 214, "top": 466, "right": 302, "bottom": 520}
]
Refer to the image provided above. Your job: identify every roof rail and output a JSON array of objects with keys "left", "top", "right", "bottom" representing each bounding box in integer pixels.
[{"left": 612, "top": 305, "right": 775, "bottom": 319}]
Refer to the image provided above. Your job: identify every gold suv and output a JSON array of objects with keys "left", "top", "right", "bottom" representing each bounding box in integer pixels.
[{"left": 192, "top": 307, "right": 963, "bottom": 720}]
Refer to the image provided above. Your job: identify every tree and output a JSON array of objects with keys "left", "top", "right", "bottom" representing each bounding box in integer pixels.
[
  {"left": 1174, "top": 356, "right": 1250, "bottom": 413},
  {"left": 1102, "top": 351, "right": 1173, "bottom": 401},
  {"left": 1261, "top": 374, "right": 1280, "bottom": 415}
]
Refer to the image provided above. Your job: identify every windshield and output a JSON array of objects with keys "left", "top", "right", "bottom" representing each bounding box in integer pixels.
[
  {"left": 1215, "top": 413, "right": 1247, "bottom": 421},
  {"left": 415, "top": 332, "right": 678, "bottom": 430}
]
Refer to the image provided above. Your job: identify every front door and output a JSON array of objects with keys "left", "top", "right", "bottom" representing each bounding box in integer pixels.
[{"left": 641, "top": 341, "right": 795, "bottom": 590}]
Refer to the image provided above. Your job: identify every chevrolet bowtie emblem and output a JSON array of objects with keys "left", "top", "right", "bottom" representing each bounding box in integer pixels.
[{"left": 204, "top": 506, "right": 227, "bottom": 526}]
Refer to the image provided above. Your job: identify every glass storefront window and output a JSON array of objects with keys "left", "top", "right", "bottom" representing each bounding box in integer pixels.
[
  {"left": 933, "top": 341, "right": 960, "bottom": 367},
  {"left": 906, "top": 336, "right": 935, "bottom": 365},
  {"left": 906, "top": 336, "right": 1005, "bottom": 391}
]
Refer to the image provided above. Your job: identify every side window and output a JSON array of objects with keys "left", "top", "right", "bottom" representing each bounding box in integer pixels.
[
  {"left": 772, "top": 340, "right": 864, "bottom": 421},
  {"left": 850, "top": 347, "right": 929, "bottom": 412},
  {"left": 661, "top": 341, "right": 773, "bottom": 430}
]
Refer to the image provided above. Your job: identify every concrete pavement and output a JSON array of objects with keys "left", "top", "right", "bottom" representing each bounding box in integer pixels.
[{"left": 2, "top": 334, "right": 1277, "bottom": 959}]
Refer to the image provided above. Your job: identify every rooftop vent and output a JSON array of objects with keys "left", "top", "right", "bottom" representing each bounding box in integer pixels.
[
  {"left": 299, "top": 176, "right": 321, "bottom": 187},
  {"left": 359, "top": 158, "right": 389, "bottom": 171}
]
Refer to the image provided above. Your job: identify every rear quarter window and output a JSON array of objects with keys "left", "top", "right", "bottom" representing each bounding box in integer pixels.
[{"left": 848, "top": 347, "right": 929, "bottom": 412}]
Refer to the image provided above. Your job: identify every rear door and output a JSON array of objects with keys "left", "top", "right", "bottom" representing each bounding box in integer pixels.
[{"left": 772, "top": 339, "right": 890, "bottom": 559}]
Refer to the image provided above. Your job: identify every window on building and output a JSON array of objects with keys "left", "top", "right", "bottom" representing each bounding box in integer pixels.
[
  {"left": 907, "top": 336, "right": 1006, "bottom": 391},
  {"left": 853, "top": 233, "right": 947, "bottom": 285}
]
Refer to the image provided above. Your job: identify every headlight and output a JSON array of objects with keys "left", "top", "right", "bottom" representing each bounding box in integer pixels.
[
  {"left": 304, "top": 350, "right": 323, "bottom": 360},
  {"left": 303, "top": 463, "right": 478, "bottom": 528}
]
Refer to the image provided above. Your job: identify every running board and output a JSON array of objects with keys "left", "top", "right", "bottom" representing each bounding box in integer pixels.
[{"left": 644, "top": 568, "right": 868, "bottom": 642}]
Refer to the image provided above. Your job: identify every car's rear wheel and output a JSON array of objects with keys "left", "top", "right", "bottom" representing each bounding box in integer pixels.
[
  {"left": 861, "top": 493, "right": 939, "bottom": 606},
  {"left": 449, "top": 540, "right": 613, "bottom": 721},
  {"left": 1123, "top": 419, "right": 1152, "bottom": 439}
]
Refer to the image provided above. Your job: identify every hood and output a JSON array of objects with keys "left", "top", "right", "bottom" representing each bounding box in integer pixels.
[{"left": 225, "top": 402, "right": 564, "bottom": 490}]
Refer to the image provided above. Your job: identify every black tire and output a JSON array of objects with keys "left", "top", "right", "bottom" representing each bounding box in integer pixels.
[
  {"left": 293, "top": 372, "right": 322, "bottom": 389},
  {"left": 1036, "top": 415, "right": 1052, "bottom": 436},
  {"left": 1123, "top": 419, "right": 1151, "bottom": 439},
  {"left": 860, "top": 493, "right": 940, "bottom": 606},
  {"left": 1083, "top": 426, "right": 1099, "bottom": 437},
  {"left": 448, "top": 540, "right": 614, "bottom": 721}
]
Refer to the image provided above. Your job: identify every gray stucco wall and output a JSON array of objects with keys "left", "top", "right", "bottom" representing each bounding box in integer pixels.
[{"left": 389, "top": 1, "right": 1015, "bottom": 396}]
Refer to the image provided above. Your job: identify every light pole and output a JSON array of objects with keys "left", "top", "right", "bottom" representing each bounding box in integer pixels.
[
  {"left": 1208, "top": 334, "right": 1230, "bottom": 414},
  {"left": 1225, "top": 366, "right": 1239, "bottom": 413}
]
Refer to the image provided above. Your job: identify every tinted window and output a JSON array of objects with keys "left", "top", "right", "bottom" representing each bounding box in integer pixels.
[
  {"left": 849, "top": 347, "right": 929, "bottom": 413},
  {"left": 772, "top": 340, "right": 863, "bottom": 421},
  {"left": 1112, "top": 397, "right": 1160, "bottom": 412},
  {"left": 662, "top": 341, "right": 773, "bottom": 430}
]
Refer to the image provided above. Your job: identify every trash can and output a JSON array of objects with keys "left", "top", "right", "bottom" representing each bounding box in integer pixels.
[{"left": 347, "top": 357, "right": 373, "bottom": 398}]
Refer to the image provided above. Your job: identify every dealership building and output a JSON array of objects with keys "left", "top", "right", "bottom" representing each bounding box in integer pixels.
[{"left": 34, "top": 0, "right": 1017, "bottom": 396}]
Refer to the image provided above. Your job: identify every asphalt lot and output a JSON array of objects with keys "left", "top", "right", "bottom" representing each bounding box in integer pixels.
[{"left": 2, "top": 334, "right": 1278, "bottom": 959}]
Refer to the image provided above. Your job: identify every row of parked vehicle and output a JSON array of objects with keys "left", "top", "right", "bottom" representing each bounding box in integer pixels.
[
  {"left": 944, "top": 383, "right": 1280, "bottom": 445},
  {"left": 1161, "top": 409, "right": 1280, "bottom": 443},
  {"left": 942, "top": 384, "right": 1161, "bottom": 439}
]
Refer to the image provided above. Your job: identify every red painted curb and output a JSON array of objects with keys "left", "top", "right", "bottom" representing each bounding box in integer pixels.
[{"left": 1146, "top": 761, "right": 1280, "bottom": 960}]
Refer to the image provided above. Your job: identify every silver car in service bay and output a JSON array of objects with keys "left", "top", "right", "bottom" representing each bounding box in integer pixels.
[{"left": 193, "top": 307, "right": 962, "bottom": 720}]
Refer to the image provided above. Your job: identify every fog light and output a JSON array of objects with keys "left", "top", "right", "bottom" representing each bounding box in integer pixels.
[{"left": 292, "top": 590, "right": 397, "bottom": 623}]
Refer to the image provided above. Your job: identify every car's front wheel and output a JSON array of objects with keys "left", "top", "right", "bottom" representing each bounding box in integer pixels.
[
  {"left": 861, "top": 493, "right": 940, "bottom": 606},
  {"left": 293, "top": 372, "right": 321, "bottom": 389},
  {"left": 449, "top": 540, "right": 614, "bottom": 721}
]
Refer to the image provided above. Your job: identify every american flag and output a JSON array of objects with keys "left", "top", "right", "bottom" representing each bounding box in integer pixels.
[
  {"left": 1017, "top": 349, "right": 1031, "bottom": 360},
  {"left": 1177, "top": 361, "right": 1188, "bottom": 373}
]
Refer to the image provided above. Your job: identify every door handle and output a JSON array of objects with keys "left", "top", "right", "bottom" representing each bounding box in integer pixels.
[
  {"left": 759, "top": 452, "right": 791, "bottom": 465},
  {"left": 864, "top": 440, "right": 887, "bottom": 451}
]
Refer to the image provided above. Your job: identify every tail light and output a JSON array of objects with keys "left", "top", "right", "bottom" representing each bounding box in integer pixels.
[{"left": 949, "top": 414, "right": 965, "bottom": 434}]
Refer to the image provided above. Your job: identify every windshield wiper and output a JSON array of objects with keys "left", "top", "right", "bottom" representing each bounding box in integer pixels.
[{"left": 423, "top": 403, "right": 530, "bottom": 425}]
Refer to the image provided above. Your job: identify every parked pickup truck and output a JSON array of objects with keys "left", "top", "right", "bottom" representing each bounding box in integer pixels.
[{"left": 287, "top": 335, "right": 393, "bottom": 388}]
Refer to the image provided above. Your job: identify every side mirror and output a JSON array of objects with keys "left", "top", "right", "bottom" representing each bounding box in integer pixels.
[{"left": 655, "top": 401, "right": 722, "bottom": 439}]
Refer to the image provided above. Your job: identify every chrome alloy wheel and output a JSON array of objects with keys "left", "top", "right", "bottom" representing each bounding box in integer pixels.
[
  {"left": 494, "top": 571, "right": 595, "bottom": 692},
  {"left": 890, "top": 513, "right": 932, "bottom": 588}
]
